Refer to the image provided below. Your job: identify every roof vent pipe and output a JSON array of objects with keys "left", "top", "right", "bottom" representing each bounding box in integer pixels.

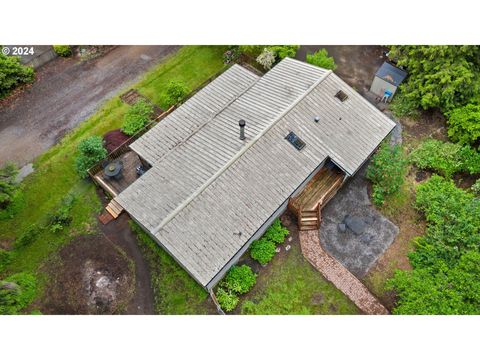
[{"left": 239, "top": 119, "right": 246, "bottom": 140}]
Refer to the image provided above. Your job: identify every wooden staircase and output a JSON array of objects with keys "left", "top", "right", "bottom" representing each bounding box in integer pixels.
[
  {"left": 105, "top": 198, "right": 124, "bottom": 219},
  {"left": 299, "top": 207, "right": 321, "bottom": 231},
  {"left": 290, "top": 165, "right": 345, "bottom": 231}
]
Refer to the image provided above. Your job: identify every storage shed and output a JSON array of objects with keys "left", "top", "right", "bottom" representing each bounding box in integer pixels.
[{"left": 370, "top": 61, "right": 407, "bottom": 102}]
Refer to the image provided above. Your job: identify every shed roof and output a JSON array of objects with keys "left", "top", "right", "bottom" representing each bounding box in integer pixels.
[
  {"left": 116, "top": 58, "right": 396, "bottom": 288},
  {"left": 375, "top": 61, "right": 407, "bottom": 86}
]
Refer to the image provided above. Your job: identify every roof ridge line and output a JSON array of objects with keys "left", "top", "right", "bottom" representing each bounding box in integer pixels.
[
  {"left": 147, "top": 64, "right": 261, "bottom": 166},
  {"left": 150, "top": 68, "right": 333, "bottom": 235}
]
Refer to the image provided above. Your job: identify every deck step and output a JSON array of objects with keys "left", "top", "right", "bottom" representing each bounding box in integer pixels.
[
  {"left": 105, "top": 199, "right": 123, "bottom": 219},
  {"left": 300, "top": 225, "right": 319, "bottom": 231},
  {"left": 301, "top": 220, "right": 319, "bottom": 226}
]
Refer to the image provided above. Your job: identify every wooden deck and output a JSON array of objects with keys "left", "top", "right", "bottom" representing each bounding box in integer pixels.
[
  {"left": 93, "top": 151, "right": 143, "bottom": 197},
  {"left": 289, "top": 166, "right": 344, "bottom": 231}
]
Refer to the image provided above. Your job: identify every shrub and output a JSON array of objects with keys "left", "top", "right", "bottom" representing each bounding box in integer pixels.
[
  {"left": 121, "top": 99, "right": 154, "bottom": 136},
  {"left": 389, "top": 92, "right": 420, "bottom": 119},
  {"left": 238, "top": 45, "right": 264, "bottom": 57},
  {"left": 268, "top": 45, "right": 300, "bottom": 60},
  {"left": 256, "top": 48, "right": 276, "bottom": 70},
  {"left": 0, "top": 272, "right": 37, "bottom": 315},
  {"left": 223, "top": 47, "right": 240, "bottom": 64},
  {"left": 215, "top": 288, "right": 239, "bottom": 312},
  {"left": 250, "top": 238, "right": 276, "bottom": 265},
  {"left": 366, "top": 142, "right": 407, "bottom": 206},
  {"left": 472, "top": 179, "right": 480, "bottom": 196},
  {"left": 75, "top": 135, "right": 107, "bottom": 178},
  {"left": 0, "top": 52, "right": 35, "bottom": 98},
  {"left": 14, "top": 224, "right": 40, "bottom": 249},
  {"left": 53, "top": 45, "right": 72, "bottom": 57},
  {"left": 0, "top": 249, "right": 13, "bottom": 272},
  {"left": 165, "top": 80, "right": 189, "bottom": 108},
  {"left": 221, "top": 265, "right": 257, "bottom": 294},
  {"left": 387, "top": 46, "right": 480, "bottom": 113},
  {"left": 0, "top": 162, "right": 19, "bottom": 209},
  {"left": 263, "top": 218, "right": 289, "bottom": 244},
  {"left": 447, "top": 103, "right": 480, "bottom": 145},
  {"left": 47, "top": 195, "right": 75, "bottom": 233},
  {"left": 388, "top": 176, "right": 480, "bottom": 314},
  {"left": 306, "top": 49, "right": 337, "bottom": 70},
  {"left": 410, "top": 139, "right": 480, "bottom": 178}
]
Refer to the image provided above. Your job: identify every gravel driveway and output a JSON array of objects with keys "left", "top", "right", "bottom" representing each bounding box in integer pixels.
[{"left": 0, "top": 45, "right": 179, "bottom": 167}]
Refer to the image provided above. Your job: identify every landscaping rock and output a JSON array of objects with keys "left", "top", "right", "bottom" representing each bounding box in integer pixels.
[
  {"left": 275, "top": 247, "right": 281, "bottom": 253},
  {"left": 344, "top": 215, "right": 367, "bottom": 235},
  {"left": 364, "top": 215, "right": 375, "bottom": 225},
  {"left": 288, "top": 236, "right": 292, "bottom": 242},
  {"left": 285, "top": 244, "right": 291, "bottom": 252},
  {"left": 338, "top": 223, "right": 347, "bottom": 233}
]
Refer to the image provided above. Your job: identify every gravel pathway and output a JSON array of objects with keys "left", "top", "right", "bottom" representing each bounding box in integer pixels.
[{"left": 300, "top": 230, "right": 388, "bottom": 315}]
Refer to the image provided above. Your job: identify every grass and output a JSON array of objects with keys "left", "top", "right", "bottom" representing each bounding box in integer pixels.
[
  {"left": 130, "top": 222, "right": 211, "bottom": 314},
  {"left": 0, "top": 46, "right": 229, "bottom": 312},
  {"left": 239, "top": 241, "right": 360, "bottom": 315},
  {"left": 136, "top": 46, "right": 228, "bottom": 109}
]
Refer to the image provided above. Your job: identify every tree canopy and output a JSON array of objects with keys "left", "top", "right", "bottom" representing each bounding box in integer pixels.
[{"left": 388, "top": 46, "right": 480, "bottom": 113}]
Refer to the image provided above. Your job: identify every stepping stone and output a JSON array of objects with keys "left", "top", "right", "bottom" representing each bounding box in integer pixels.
[
  {"left": 338, "top": 223, "right": 347, "bottom": 233},
  {"left": 285, "top": 245, "right": 291, "bottom": 251},
  {"left": 344, "top": 215, "right": 367, "bottom": 235}
]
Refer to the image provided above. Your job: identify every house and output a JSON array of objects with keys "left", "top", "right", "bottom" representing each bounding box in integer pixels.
[
  {"left": 107, "top": 58, "right": 395, "bottom": 291},
  {"left": 370, "top": 61, "right": 407, "bottom": 102}
]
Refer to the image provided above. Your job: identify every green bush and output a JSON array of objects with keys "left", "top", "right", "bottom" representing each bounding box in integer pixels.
[
  {"left": 239, "top": 45, "right": 299, "bottom": 61},
  {"left": 0, "top": 162, "right": 19, "bottom": 209},
  {"left": 121, "top": 99, "right": 154, "bottom": 136},
  {"left": 366, "top": 142, "right": 407, "bottom": 206},
  {"left": 250, "top": 238, "right": 276, "bottom": 265},
  {"left": 221, "top": 265, "right": 257, "bottom": 294},
  {"left": 388, "top": 176, "right": 480, "bottom": 314},
  {"left": 262, "top": 218, "right": 289, "bottom": 245},
  {"left": 47, "top": 195, "right": 75, "bottom": 233},
  {"left": 0, "top": 272, "right": 37, "bottom": 315},
  {"left": 472, "top": 179, "right": 480, "bottom": 196},
  {"left": 410, "top": 139, "right": 480, "bottom": 178},
  {"left": 447, "top": 103, "right": 480, "bottom": 145},
  {"left": 0, "top": 52, "right": 35, "bottom": 98},
  {"left": 75, "top": 135, "right": 107, "bottom": 178},
  {"left": 389, "top": 92, "right": 420, "bottom": 119},
  {"left": 387, "top": 251, "right": 480, "bottom": 315},
  {"left": 165, "top": 80, "right": 189, "bottom": 108},
  {"left": 53, "top": 45, "right": 72, "bottom": 57},
  {"left": 387, "top": 46, "right": 480, "bottom": 113},
  {"left": 0, "top": 249, "right": 13, "bottom": 272},
  {"left": 268, "top": 45, "right": 300, "bottom": 60},
  {"left": 215, "top": 288, "right": 239, "bottom": 312},
  {"left": 306, "top": 49, "right": 337, "bottom": 70},
  {"left": 14, "top": 224, "right": 40, "bottom": 249}
]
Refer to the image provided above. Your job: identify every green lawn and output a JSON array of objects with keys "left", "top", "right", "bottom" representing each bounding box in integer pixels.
[
  {"left": 239, "top": 241, "right": 360, "bottom": 315},
  {"left": 0, "top": 46, "right": 228, "bottom": 313}
]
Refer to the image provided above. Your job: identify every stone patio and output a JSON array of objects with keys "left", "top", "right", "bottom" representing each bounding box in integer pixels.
[{"left": 319, "top": 163, "right": 399, "bottom": 278}]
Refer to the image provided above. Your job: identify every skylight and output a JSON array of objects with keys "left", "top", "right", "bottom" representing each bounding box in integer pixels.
[
  {"left": 285, "top": 131, "right": 306, "bottom": 151},
  {"left": 335, "top": 90, "right": 348, "bottom": 102}
]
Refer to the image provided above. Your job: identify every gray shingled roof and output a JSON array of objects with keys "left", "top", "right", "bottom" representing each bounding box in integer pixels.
[{"left": 116, "top": 58, "right": 396, "bottom": 288}]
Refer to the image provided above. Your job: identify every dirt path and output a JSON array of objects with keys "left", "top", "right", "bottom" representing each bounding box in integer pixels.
[
  {"left": 0, "top": 45, "right": 180, "bottom": 167},
  {"left": 297, "top": 45, "right": 386, "bottom": 96},
  {"left": 100, "top": 213, "right": 154, "bottom": 314},
  {"left": 300, "top": 230, "right": 388, "bottom": 315}
]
